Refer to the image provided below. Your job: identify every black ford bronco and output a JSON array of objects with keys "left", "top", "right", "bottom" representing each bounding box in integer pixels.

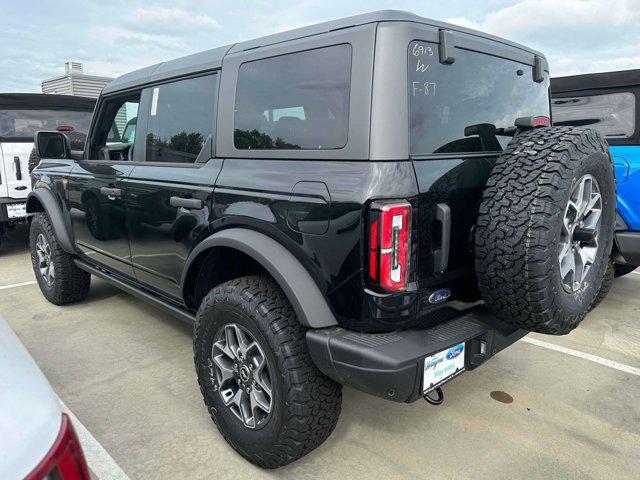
[{"left": 28, "top": 11, "right": 616, "bottom": 468}]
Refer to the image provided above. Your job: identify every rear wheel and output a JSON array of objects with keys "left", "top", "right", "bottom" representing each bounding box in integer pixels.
[
  {"left": 475, "top": 127, "right": 616, "bottom": 334},
  {"left": 193, "top": 275, "right": 342, "bottom": 468},
  {"left": 29, "top": 212, "right": 90, "bottom": 305}
]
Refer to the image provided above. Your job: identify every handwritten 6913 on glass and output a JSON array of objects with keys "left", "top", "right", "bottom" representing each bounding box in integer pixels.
[{"left": 411, "top": 41, "right": 437, "bottom": 97}]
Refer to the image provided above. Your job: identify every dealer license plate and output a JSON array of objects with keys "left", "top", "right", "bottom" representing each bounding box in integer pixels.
[
  {"left": 422, "top": 342, "right": 466, "bottom": 393},
  {"left": 6, "top": 203, "right": 27, "bottom": 219}
]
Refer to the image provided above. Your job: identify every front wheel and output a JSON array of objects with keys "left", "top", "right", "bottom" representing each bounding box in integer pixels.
[
  {"left": 29, "top": 212, "right": 91, "bottom": 305},
  {"left": 193, "top": 275, "right": 342, "bottom": 468}
]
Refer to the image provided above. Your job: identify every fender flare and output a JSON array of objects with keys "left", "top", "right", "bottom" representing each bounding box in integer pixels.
[
  {"left": 182, "top": 228, "right": 338, "bottom": 329},
  {"left": 26, "top": 189, "right": 76, "bottom": 254}
]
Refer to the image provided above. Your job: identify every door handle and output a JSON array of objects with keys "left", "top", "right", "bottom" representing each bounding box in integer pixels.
[
  {"left": 170, "top": 196, "right": 203, "bottom": 210},
  {"left": 100, "top": 187, "right": 122, "bottom": 199},
  {"left": 14, "top": 157, "right": 22, "bottom": 181},
  {"left": 433, "top": 203, "right": 451, "bottom": 273}
]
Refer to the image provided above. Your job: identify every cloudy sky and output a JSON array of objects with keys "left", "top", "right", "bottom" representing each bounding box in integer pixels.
[{"left": 0, "top": 0, "right": 638, "bottom": 92}]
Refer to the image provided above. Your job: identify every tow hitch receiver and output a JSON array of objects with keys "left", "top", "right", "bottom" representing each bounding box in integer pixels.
[{"left": 423, "top": 387, "right": 444, "bottom": 406}]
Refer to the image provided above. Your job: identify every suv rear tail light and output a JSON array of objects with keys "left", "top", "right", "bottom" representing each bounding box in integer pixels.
[
  {"left": 26, "top": 413, "right": 90, "bottom": 480},
  {"left": 368, "top": 201, "right": 412, "bottom": 291}
]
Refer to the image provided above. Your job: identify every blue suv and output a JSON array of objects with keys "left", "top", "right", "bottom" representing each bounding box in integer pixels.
[{"left": 552, "top": 69, "right": 640, "bottom": 278}]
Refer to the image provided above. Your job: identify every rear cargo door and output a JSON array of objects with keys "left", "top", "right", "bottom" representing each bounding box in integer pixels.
[
  {"left": 0, "top": 141, "right": 32, "bottom": 200},
  {"left": 407, "top": 40, "right": 550, "bottom": 298}
]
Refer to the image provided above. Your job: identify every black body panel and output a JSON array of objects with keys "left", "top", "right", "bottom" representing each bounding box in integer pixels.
[{"left": 214, "top": 158, "right": 426, "bottom": 331}]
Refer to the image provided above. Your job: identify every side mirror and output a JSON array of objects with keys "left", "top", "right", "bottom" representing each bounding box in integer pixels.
[{"left": 36, "top": 131, "right": 71, "bottom": 159}]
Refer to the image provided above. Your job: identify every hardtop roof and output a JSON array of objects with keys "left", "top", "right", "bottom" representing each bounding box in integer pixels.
[
  {"left": 0, "top": 93, "right": 96, "bottom": 110},
  {"left": 103, "top": 9, "right": 546, "bottom": 96},
  {"left": 551, "top": 69, "right": 640, "bottom": 94}
]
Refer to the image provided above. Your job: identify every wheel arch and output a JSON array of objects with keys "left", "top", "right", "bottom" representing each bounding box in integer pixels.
[
  {"left": 26, "top": 189, "right": 77, "bottom": 254},
  {"left": 182, "top": 228, "right": 338, "bottom": 328}
]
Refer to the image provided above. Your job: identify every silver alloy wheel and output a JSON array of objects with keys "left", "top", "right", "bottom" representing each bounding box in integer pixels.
[
  {"left": 35, "top": 233, "right": 55, "bottom": 286},
  {"left": 559, "top": 174, "right": 602, "bottom": 293},
  {"left": 212, "top": 323, "right": 273, "bottom": 429}
]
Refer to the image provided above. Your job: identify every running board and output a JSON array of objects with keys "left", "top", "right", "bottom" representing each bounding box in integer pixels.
[{"left": 74, "top": 259, "right": 195, "bottom": 325}]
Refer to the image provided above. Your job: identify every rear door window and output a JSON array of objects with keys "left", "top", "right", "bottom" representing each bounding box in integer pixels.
[
  {"left": 234, "top": 44, "right": 352, "bottom": 150},
  {"left": 552, "top": 92, "right": 636, "bottom": 139},
  {"left": 408, "top": 41, "right": 550, "bottom": 156},
  {"left": 143, "top": 74, "right": 217, "bottom": 163}
]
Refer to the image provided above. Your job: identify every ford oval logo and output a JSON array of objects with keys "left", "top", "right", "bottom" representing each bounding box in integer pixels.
[
  {"left": 446, "top": 344, "right": 464, "bottom": 360},
  {"left": 429, "top": 288, "right": 451, "bottom": 304}
]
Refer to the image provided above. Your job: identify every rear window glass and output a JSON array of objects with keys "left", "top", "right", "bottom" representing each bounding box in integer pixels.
[
  {"left": 234, "top": 44, "right": 352, "bottom": 150},
  {"left": 0, "top": 109, "right": 92, "bottom": 146},
  {"left": 552, "top": 92, "right": 636, "bottom": 139},
  {"left": 408, "top": 41, "right": 550, "bottom": 156}
]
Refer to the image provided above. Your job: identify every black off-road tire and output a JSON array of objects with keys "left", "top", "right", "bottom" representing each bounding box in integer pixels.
[
  {"left": 590, "top": 258, "right": 614, "bottom": 311},
  {"left": 29, "top": 212, "right": 91, "bottom": 305},
  {"left": 614, "top": 263, "right": 637, "bottom": 278},
  {"left": 475, "top": 127, "right": 616, "bottom": 335},
  {"left": 28, "top": 147, "right": 40, "bottom": 174},
  {"left": 194, "top": 275, "right": 342, "bottom": 469}
]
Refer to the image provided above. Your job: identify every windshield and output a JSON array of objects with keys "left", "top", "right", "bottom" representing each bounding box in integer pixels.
[
  {"left": 408, "top": 41, "right": 550, "bottom": 156},
  {"left": 0, "top": 108, "right": 93, "bottom": 144}
]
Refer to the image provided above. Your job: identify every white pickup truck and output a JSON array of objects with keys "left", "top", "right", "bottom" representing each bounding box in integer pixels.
[{"left": 0, "top": 94, "right": 94, "bottom": 246}]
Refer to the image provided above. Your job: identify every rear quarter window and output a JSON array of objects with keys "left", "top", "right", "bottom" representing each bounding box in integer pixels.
[
  {"left": 234, "top": 44, "right": 352, "bottom": 150},
  {"left": 408, "top": 41, "right": 550, "bottom": 156}
]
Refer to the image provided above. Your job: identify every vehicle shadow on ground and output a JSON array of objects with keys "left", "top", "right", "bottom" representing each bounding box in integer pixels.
[
  {"left": 86, "top": 279, "right": 194, "bottom": 337},
  {"left": 1, "top": 223, "right": 30, "bottom": 256}
]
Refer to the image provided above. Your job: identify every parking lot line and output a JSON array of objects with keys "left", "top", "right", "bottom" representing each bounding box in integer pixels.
[
  {"left": 522, "top": 336, "right": 640, "bottom": 376},
  {"left": 0, "top": 280, "right": 37, "bottom": 290},
  {"left": 59, "top": 397, "right": 131, "bottom": 480}
]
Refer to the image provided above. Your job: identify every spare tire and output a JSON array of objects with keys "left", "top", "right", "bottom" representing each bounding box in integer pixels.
[
  {"left": 28, "top": 147, "right": 40, "bottom": 174},
  {"left": 475, "top": 127, "right": 615, "bottom": 335}
]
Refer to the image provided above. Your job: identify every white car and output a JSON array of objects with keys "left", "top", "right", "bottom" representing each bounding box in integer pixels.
[
  {"left": 0, "top": 314, "right": 89, "bottom": 479},
  {"left": 0, "top": 93, "right": 94, "bottom": 247}
]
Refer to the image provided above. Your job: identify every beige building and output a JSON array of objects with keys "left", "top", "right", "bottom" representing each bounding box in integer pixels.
[
  {"left": 41, "top": 62, "right": 129, "bottom": 130},
  {"left": 41, "top": 62, "right": 113, "bottom": 99}
]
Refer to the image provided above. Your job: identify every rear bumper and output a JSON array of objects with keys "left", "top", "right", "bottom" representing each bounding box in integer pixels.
[
  {"left": 615, "top": 231, "right": 640, "bottom": 266},
  {"left": 306, "top": 307, "right": 526, "bottom": 403},
  {"left": 0, "top": 197, "right": 27, "bottom": 224}
]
